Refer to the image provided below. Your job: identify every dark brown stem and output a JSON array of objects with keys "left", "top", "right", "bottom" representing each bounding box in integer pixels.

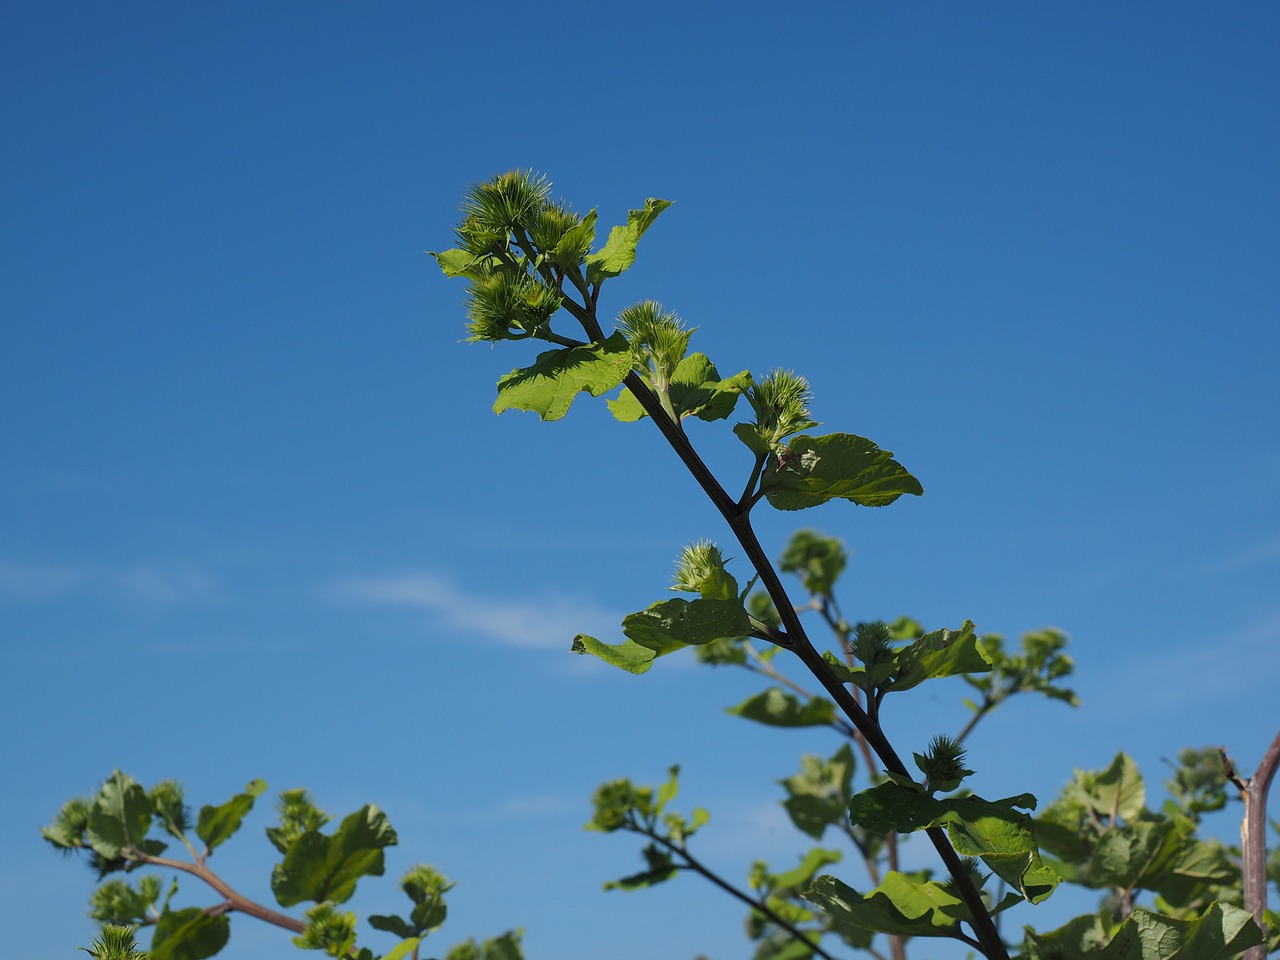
[{"left": 618, "top": 375, "right": 1008, "bottom": 958}]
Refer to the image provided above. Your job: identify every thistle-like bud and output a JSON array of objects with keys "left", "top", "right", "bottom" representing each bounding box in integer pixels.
[
  {"left": 913, "top": 734, "right": 974, "bottom": 794},
  {"left": 742, "top": 369, "right": 818, "bottom": 450},
  {"left": 852, "top": 620, "right": 893, "bottom": 669},
  {"left": 461, "top": 169, "right": 552, "bottom": 235},
  {"left": 616, "top": 300, "right": 695, "bottom": 391},
  {"left": 671, "top": 540, "right": 728, "bottom": 594}
]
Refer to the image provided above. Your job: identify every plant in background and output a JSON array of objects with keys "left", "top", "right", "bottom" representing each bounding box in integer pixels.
[{"left": 44, "top": 771, "right": 521, "bottom": 960}]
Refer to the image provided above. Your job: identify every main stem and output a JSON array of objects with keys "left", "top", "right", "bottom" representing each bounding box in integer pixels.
[
  {"left": 1230, "top": 731, "right": 1280, "bottom": 960},
  {"left": 594, "top": 341, "right": 1010, "bottom": 957}
]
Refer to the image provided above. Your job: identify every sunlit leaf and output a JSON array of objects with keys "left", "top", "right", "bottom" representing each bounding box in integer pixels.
[
  {"left": 149, "top": 907, "right": 230, "bottom": 960},
  {"left": 271, "top": 805, "right": 398, "bottom": 907},
  {"left": 726, "top": 687, "right": 836, "bottom": 727},
  {"left": 585, "top": 198, "right": 673, "bottom": 283},
  {"left": 761, "top": 433, "right": 923, "bottom": 510},
  {"left": 494, "top": 333, "right": 633, "bottom": 421},
  {"left": 196, "top": 779, "right": 266, "bottom": 854},
  {"left": 1017, "top": 902, "right": 1263, "bottom": 960}
]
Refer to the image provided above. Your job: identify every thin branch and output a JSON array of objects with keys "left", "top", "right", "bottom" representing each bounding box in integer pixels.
[
  {"left": 126, "top": 849, "right": 304, "bottom": 934},
  {"left": 639, "top": 828, "right": 841, "bottom": 960},
  {"left": 1228, "top": 731, "right": 1280, "bottom": 960}
]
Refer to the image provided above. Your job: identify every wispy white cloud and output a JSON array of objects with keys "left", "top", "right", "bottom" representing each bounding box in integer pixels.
[
  {"left": 1197, "top": 533, "right": 1280, "bottom": 575},
  {"left": 337, "top": 572, "right": 623, "bottom": 651},
  {"left": 0, "top": 559, "right": 222, "bottom": 608}
]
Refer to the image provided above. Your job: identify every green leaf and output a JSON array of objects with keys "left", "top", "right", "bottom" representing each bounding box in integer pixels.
[
  {"left": 761, "top": 433, "right": 923, "bottom": 511},
  {"left": 570, "top": 634, "right": 664, "bottom": 674},
  {"left": 805, "top": 873, "right": 968, "bottom": 940},
  {"left": 726, "top": 687, "right": 836, "bottom": 727},
  {"left": 149, "top": 907, "right": 230, "bottom": 960},
  {"left": 623, "top": 597, "right": 751, "bottom": 648},
  {"left": 429, "top": 248, "right": 493, "bottom": 279},
  {"left": 780, "top": 745, "right": 857, "bottom": 840},
  {"left": 548, "top": 210, "right": 597, "bottom": 269},
  {"left": 494, "top": 333, "right": 633, "bottom": 421},
  {"left": 584, "top": 198, "right": 673, "bottom": 283},
  {"left": 87, "top": 772, "right": 154, "bottom": 861},
  {"left": 608, "top": 353, "right": 751, "bottom": 423},
  {"left": 382, "top": 939, "right": 422, "bottom": 960},
  {"left": 1017, "top": 902, "right": 1263, "bottom": 960},
  {"left": 270, "top": 804, "right": 398, "bottom": 907},
  {"left": 848, "top": 783, "right": 1059, "bottom": 903},
  {"left": 369, "top": 914, "right": 416, "bottom": 939},
  {"left": 769, "top": 848, "right": 843, "bottom": 891},
  {"left": 1088, "top": 752, "right": 1147, "bottom": 822},
  {"left": 604, "top": 842, "right": 679, "bottom": 890},
  {"left": 195, "top": 779, "right": 266, "bottom": 854},
  {"left": 883, "top": 622, "right": 993, "bottom": 694}
]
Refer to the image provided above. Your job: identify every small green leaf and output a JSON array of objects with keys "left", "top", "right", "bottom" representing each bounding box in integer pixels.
[
  {"left": 196, "top": 779, "right": 266, "bottom": 854},
  {"left": 768, "top": 848, "right": 843, "bottom": 891},
  {"left": 548, "top": 210, "right": 597, "bottom": 269},
  {"left": 727, "top": 687, "right": 836, "bottom": 727},
  {"left": 585, "top": 198, "right": 673, "bottom": 283},
  {"left": 149, "top": 907, "right": 230, "bottom": 960},
  {"left": 87, "top": 772, "right": 154, "bottom": 861},
  {"left": 369, "top": 914, "right": 415, "bottom": 939},
  {"left": 494, "top": 333, "right": 633, "bottom": 421},
  {"left": 571, "top": 634, "right": 664, "bottom": 674},
  {"left": 1088, "top": 752, "right": 1147, "bottom": 822},
  {"left": 271, "top": 805, "right": 398, "bottom": 907},
  {"left": 762, "top": 433, "right": 923, "bottom": 510},
  {"left": 429, "top": 248, "right": 492, "bottom": 279},
  {"left": 883, "top": 622, "right": 993, "bottom": 694},
  {"left": 608, "top": 353, "right": 751, "bottom": 423},
  {"left": 383, "top": 939, "right": 422, "bottom": 960}
]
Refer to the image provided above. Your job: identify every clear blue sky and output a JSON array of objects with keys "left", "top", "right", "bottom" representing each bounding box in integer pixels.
[{"left": 3, "top": 3, "right": 1278, "bottom": 958}]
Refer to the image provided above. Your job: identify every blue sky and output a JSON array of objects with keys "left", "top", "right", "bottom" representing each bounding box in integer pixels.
[{"left": 3, "top": 3, "right": 1278, "bottom": 958}]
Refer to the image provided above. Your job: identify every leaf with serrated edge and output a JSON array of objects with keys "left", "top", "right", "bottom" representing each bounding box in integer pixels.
[
  {"left": 585, "top": 199, "right": 673, "bottom": 283},
  {"left": 196, "top": 779, "right": 266, "bottom": 854},
  {"left": 882, "top": 622, "right": 993, "bottom": 694},
  {"left": 495, "top": 333, "right": 632, "bottom": 421},
  {"left": 762, "top": 433, "right": 923, "bottom": 511},
  {"left": 804, "top": 873, "right": 966, "bottom": 940}
]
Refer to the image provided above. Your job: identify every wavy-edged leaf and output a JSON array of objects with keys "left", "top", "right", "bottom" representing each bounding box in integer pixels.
[
  {"left": 805, "top": 873, "right": 968, "bottom": 940},
  {"left": 571, "top": 634, "right": 665, "bottom": 674},
  {"left": 149, "top": 907, "right": 230, "bottom": 960},
  {"left": 494, "top": 333, "right": 632, "bottom": 421},
  {"left": 585, "top": 198, "right": 673, "bottom": 283},
  {"left": 727, "top": 687, "right": 836, "bottom": 728},
  {"left": 608, "top": 354, "right": 751, "bottom": 423},
  {"left": 849, "top": 783, "right": 1059, "bottom": 903},
  {"left": 87, "top": 772, "right": 153, "bottom": 861},
  {"left": 271, "top": 805, "right": 398, "bottom": 907},
  {"left": 762, "top": 433, "right": 923, "bottom": 510},
  {"left": 1017, "top": 902, "right": 1263, "bottom": 960},
  {"left": 883, "top": 622, "right": 993, "bottom": 693},
  {"left": 196, "top": 778, "right": 266, "bottom": 854}
]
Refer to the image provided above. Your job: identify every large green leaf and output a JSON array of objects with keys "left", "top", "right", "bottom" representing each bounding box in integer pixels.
[
  {"left": 726, "top": 687, "right": 836, "bottom": 727},
  {"left": 196, "top": 778, "right": 266, "bottom": 854},
  {"left": 573, "top": 597, "right": 750, "bottom": 674},
  {"left": 761, "top": 433, "right": 923, "bottom": 511},
  {"left": 608, "top": 353, "right": 751, "bottom": 423},
  {"left": 270, "top": 805, "right": 398, "bottom": 907},
  {"left": 1089, "top": 815, "right": 1185, "bottom": 891},
  {"left": 149, "top": 907, "right": 230, "bottom": 960},
  {"left": 883, "top": 622, "right": 993, "bottom": 693},
  {"left": 494, "top": 333, "right": 633, "bottom": 420},
  {"left": 804, "top": 873, "right": 968, "bottom": 940},
  {"left": 584, "top": 198, "right": 673, "bottom": 283},
  {"left": 429, "top": 248, "right": 494, "bottom": 280},
  {"left": 1017, "top": 902, "right": 1263, "bottom": 960},
  {"left": 87, "top": 772, "right": 154, "bottom": 860},
  {"left": 848, "top": 783, "right": 1059, "bottom": 903},
  {"left": 623, "top": 597, "right": 751, "bottom": 648}
]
